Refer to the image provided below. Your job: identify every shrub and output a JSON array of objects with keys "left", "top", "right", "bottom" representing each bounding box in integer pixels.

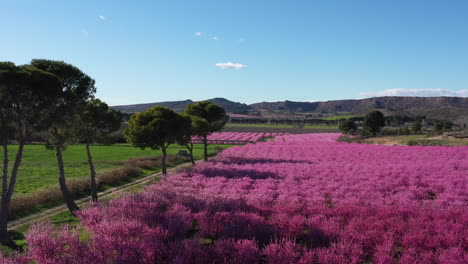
[
  {"left": 337, "top": 135, "right": 354, "bottom": 143},
  {"left": 9, "top": 155, "right": 187, "bottom": 217},
  {"left": 434, "top": 121, "right": 444, "bottom": 131},
  {"left": 378, "top": 127, "right": 400, "bottom": 136},
  {"left": 9, "top": 168, "right": 142, "bottom": 217},
  {"left": 357, "top": 128, "right": 374, "bottom": 138},
  {"left": 407, "top": 139, "right": 443, "bottom": 146},
  {"left": 125, "top": 155, "right": 185, "bottom": 170},
  {"left": 339, "top": 120, "right": 357, "bottom": 134},
  {"left": 10, "top": 179, "right": 91, "bottom": 216},
  {"left": 377, "top": 126, "right": 411, "bottom": 136},
  {"left": 363, "top": 110, "right": 385, "bottom": 135},
  {"left": 399, "top": 126, "right": 411, "bottom": 135},
  {"left": 412, "top": 121, "right": 422, "bottom": 133},
  {"left": 337, "top": 135, "right": 365, "bottom": 144},
  {"left": 98, "top": 166, "right": 142, "bottom": 185}
]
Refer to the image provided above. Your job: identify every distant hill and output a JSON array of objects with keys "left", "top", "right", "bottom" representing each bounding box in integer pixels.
[
  {"left": 113, "top": 96, "right": 468, "bottom": 125},
  {"left": 250, "top": 97, "right": 468, "bottom": 125},
  {"left": 113, "top": 99, "right": 194, "bottom": 113},
  {"left": 251, "top": 97, "right": 468, "bottom": 114},
  {"left": 113, "top": 97, "right": 252, "bottom": 114},
  {"left": 250, "top": 96, "right": 468, "bottom": 124},
  {"left": 206, "top": 98, "right": 252, "bottom": 114}
]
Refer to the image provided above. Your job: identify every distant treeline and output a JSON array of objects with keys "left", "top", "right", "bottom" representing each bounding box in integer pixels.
[
  {"left": 228, "top": 117, "right": 340, "bottom": 126},
  {"left": 227, "top": 114, "right": 457, "bottom": 128}
]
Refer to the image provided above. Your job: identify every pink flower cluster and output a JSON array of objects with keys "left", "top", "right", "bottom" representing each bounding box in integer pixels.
[
  {"left": 193, "top": 132, "right": 274, "bottom": 144},
  {"left": 11, "top": 133, "right": 468, "bottom": 263}
]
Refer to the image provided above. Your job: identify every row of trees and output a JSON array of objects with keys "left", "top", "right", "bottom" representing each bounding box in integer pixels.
[
  {"left": 1, "top": 59, "right": 228, "bottom": 248},
  {"left": 339, "top": 110, "right": 385, "bottom": 135},
  {"left": 125, "top": 101, "right": 226, "bottom": 175},
  {"left": 340, "top": 110, "right": 457, "bottom": 136},
  {"left": 0, "top": 60, "right": 122, "bottom": 247}
]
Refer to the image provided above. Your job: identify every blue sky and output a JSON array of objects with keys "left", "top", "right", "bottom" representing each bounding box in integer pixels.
[{"left": 2, "top": 0, "right": 468, "bottom": 105}]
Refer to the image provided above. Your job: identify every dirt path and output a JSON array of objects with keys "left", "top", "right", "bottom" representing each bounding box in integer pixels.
[{"left": 7, "top": 160, "right": 198, "bottom": 231}]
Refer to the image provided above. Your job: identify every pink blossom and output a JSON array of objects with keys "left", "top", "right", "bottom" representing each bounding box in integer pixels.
[{"left": 9, "top": 133, "right": 467, "bottom": 263}]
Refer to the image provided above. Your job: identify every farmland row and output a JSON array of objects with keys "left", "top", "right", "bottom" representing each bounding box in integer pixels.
[
  {"left": 222, "top": 125, "right": 340, "bottom": 134},
  {"left": 192, "top": 132, "right": 287, "bottom": 144}
]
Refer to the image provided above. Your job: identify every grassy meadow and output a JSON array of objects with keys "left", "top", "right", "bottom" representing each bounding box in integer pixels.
[
  {"left": 1, "top": 143, "right": 233, "bottom": 249},
  {"left": 340, "top": 134, "right": 468, "bottom": 146},
  {"left": 320, "top": 115, "right": 361, "bottom": 120},
  {"left": 225, "top": 123, "right": 339, "bottom": 129},
  {"left": 2, "top": 143, "right": 232, "bottom": 195}
]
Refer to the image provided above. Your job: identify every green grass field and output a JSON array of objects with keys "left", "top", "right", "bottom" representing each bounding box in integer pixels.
[
  {"left": 226, "top": 123, "right": 339, "bottom": 129},
  {"left": 320, "top": 115, "right": 361, "bottom": 121},
  {"left": 341, "top": 134, "right": 468, "bottom": 146},
  {"left": 2, "top": 143, "right": 232, "bottom": 195},
  {"left": 385, "top": 134, "right": 468, "bottom": 146},
  {"left": 1, "top": 143, "right": 235, "bottom": 249}
]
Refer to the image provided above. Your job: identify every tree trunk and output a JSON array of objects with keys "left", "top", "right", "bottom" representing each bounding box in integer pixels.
[
  {"left": 203, "top": 135, "right": 208, "bottom": 162},
  {"left": 0, "top": 143, "right": 11, "bottom": 247},
  {"left": 188, "top": 142, "right": 195, "bottom": 165},
  {"left": 56, "top": 145, "right": 79, "bottom": 215},
  {"left": 86, "top": 142, "right": 98, "bottom": 203},
  {"left": 8, "top": 142, "right": 24, "bottom": 198},
  {"left": 0, "top": 141, "right": 25, "bottom": 249},
  {"left": 161, "top": 147, "right": 167, "bottom": 175},
  {"left": 0, "top": 201, "right": 14, "bottom": 248},
  {"left": 2, "top": 142, "right": 8, "bottom": 197}
]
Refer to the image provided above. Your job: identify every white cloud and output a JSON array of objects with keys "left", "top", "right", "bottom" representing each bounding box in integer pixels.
[
  {"left": 81, "top": 28, "right": 89, "bottom": 37},
  {"left": 195, "top": 32, "right": 202, "bottom": 36},
  {"left": 213, "top": 36, "right": 219, "bottom": 40},
  {"left": 98, "top": 15, "right": 106, "bottom": 20},
  {"left": 360, "top": 88, "right": 468, "bottom": 98},
  {"left": 215, "top": 62, "right": 247, "bottom": 70}
]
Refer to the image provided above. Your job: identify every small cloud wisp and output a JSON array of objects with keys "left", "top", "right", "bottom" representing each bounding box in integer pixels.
[{"left": 215, "top": 62, "right": 247, "bottom": 70}]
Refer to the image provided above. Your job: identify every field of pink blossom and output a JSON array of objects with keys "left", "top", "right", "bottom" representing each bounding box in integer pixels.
[
  {"left": 192, "top": 132, "right": 286, "bottom": 144},
  {"left": 5, "top": 133, "right": 467, "bottom": 263}
]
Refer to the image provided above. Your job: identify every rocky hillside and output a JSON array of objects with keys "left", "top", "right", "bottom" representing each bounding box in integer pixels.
[
  {"left": 113, "top": 99, "right": 194, "bottom": 113},
  {"left": 250, "top": 97, "right": 468, "bottom": 125},
  {"left": 113, "top": 98, "right": 251, "bottom": 114},
  {"left": 113, "top": 97, "right": 468, "bottom": 125},
  {"left": 251, "top": 97, "right": 468, "bottom": 114}
]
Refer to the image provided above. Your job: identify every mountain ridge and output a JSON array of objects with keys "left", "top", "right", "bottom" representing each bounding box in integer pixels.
[
  {"left": 112, "top": 96, "right": 468, "bottom": 125},
  {"left": 113, "top": 97, "right": 252, "bottom": 114}
]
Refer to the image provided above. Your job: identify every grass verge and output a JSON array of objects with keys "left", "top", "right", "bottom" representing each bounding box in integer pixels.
[
  {"left": 5, "top": 144, "right": 233, "bottom": 220},
  {"left": 226, "top": 123, "right": 339, "bottom": 129},
  {"left": 338, "top": 134, "right": 468, "bottom": 146}
]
